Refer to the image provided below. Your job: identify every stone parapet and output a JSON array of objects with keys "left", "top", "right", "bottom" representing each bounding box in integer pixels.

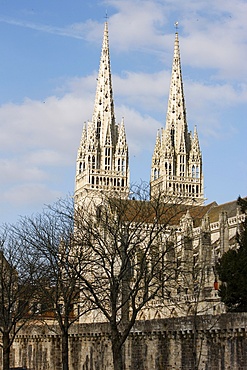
[{"left": 4, "top": 313, "right": 247, "bottom": 369}]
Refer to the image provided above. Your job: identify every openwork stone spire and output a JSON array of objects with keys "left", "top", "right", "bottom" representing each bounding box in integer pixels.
[
  {"left": 150, "top": 31, "right": 204, "bottom": 205},
  {"left": 75, "top": 22, "right": 129, "bottom": 203}
]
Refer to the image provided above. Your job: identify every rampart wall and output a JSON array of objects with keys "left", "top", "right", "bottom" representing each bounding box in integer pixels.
[{"left": 6, "top": 313, "right": 247, "bottom": 369}]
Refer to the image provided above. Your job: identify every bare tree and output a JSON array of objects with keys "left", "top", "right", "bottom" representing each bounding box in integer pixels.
[
  {"left": 0, "top": 225, "right": 38, "bottom": 370},
  {"left": 8, "top": 185, "right": 211, "bottom": 370},
  {"left": 72, "top": 184, "right": 188, "bottom": 370},
  {"left": 12, "top": 198, "right": 91, "bottom": 370}
]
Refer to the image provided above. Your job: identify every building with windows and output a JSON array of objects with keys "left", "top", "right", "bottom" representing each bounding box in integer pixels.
[
  {"left": 7, "top": 21, "right": 247, "bottom": 370},
  {"left": 74, "top": 22, "right": 244, "bottom": 319}
]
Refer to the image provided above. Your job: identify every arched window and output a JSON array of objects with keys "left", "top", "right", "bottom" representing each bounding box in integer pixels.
[
  {"left": 96, "top": 119, "right": 101, "bottom": 138},
  {"left": 154, "top": 168, "right": 158, "bottom": 180},
  {"left": 105, "top": 148, "right": 111, "bottom": 170},
  {"left": 196, "top": 166, "right": 199, "bottom": 178},
  {"left": 92, "top": 156, "right": 96, "bottom": 169},
  {"left": 180, "top": 156, "right": 185, "bottom": 176},
  {"left": 192, "top": 165, "right": 195, "bottom": 178},
  {"left": 169, "top": 163, "right": 172, "bottom": 175},
  {"left": 171, "top": 128, "right": 175, "bottom": 146},
  {"left": 122, "top": 159, "right": 125, "bottom": 175},
  {"left": 79, "top": 162, "right": 82, "bottom": 174}
]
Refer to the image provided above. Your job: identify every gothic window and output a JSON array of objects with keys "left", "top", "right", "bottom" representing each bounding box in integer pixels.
[
  {"left": 105, "top": 148, "right": 111, "bottom": 170},
  {"left": 154, "top": 168, "right": 157, "bottom": 180},
  {"left": 169, "top": 163, "right": 172, "bottom": 175},
  {"left": 192, "top": 165, "right": 195, "bottom": 178},
  {"left": 92, "top": 156, "right": 96, "bottom": 169},
  {"left": 171, "top": 128, "right": 175, "bottom": 147},
  {"left": 117, "top": 158, "right": 121, "bottom": 172},
  {"left": 122, "top": 159, "right": 126, "bottom": 175},
  {"left": 96, "top": 119, "right": 101, "bottom": 139},
  {"left": 196, "top": 166, "right": 199, "bottom": 178},
  {"left": 97, "top": 152, "right": 100, "bottom": 169},
  {"left": 79, "top": 162, "right": 82, "bottom": 174},
  {"left": 105, "top": 157, "right": 110, "bottom": 169},
  {"left": 180, "top": 156, "right": 185, "bottom": 176}
]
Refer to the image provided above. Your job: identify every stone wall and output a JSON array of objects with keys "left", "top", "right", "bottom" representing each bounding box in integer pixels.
[{"left": 7, "top": 313, "right": 247, "bottom": 369}]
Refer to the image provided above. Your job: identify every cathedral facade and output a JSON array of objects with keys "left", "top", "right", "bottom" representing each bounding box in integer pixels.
[
  {"left": 75, "top": 22, "right": 243, "bottom": 319},
  {"left": 6, "top": 21, "right": 247, "bottom": 370}
]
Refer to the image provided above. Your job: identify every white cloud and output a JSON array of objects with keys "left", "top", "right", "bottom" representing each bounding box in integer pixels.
[
  {"left": 0, "top": 158, "right": 47, "bottom": 185},
  {"left": 2, "top": 183, "right": 62, "bottom": 207}
]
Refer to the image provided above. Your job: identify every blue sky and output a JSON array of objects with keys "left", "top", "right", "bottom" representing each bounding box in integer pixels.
[{"left": 0, "top": 0, "right": 247, "bottom": 224}]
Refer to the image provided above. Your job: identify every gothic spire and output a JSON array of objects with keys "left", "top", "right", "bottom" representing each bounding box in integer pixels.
[
  {"left": 150, "top": 30, "right": 204, "bottom": 205},
  {"left": 92, "top": 22, "right": 116, "bottom": 147},
  {"left": 165, "top": 31, "right": 187, "bottom": 153},
  {"left": 75, "top": 22, "right": 129, "bottom": 203}
]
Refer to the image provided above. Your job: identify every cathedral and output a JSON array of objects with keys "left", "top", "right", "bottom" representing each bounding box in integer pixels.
[
  {"left": 6, "top": 21, "right": 247, "bottom": 370},
  {"left": 74, "top": 22, "right": 243, "bottom": 318},
  {"left": 5, "top": 21, "right": 247, "bottom": 370}
]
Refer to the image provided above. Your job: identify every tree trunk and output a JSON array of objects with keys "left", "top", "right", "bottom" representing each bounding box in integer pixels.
[
  {"left": 112, "top": 341, "right": 124, "bottom": 370},
  {"left": 111, "top": 324, "right": 124, "bottom": 370},
  {"left": 62, "top": 331, "right": 69, "bottom": 370},
  {"left": 2, "top": 331, "right": 10, "bottom": 370}
]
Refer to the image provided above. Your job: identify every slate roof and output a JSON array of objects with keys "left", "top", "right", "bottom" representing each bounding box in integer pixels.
[{"left": 110, "top": 197, "right": 245, "bottom": 228}]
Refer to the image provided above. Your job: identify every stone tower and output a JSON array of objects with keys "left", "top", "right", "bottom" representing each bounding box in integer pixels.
[
  {"left": 75, "top": 22, "right": 129, "bottom": 205},
  {"left": 150, "top": 32, "right": 204, "bottom": 205}
]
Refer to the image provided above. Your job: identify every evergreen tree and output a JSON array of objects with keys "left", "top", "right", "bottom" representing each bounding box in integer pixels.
[{"left": 216, "top": 197, "right": 247, "bottom": 312}]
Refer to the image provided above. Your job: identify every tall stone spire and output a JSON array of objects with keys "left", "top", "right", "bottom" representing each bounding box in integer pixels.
[
  {"left": 75, "top": 22, "right": 129, "bottom": 204},
  {"left": 92, "top": 22, "right": 116, "bottom": 148},
  {"left": 150, "top": 31, "right": 204, "bottom": 205},
  {"left": 165, "top": 32, "right": 188, "bottom": 152}
]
